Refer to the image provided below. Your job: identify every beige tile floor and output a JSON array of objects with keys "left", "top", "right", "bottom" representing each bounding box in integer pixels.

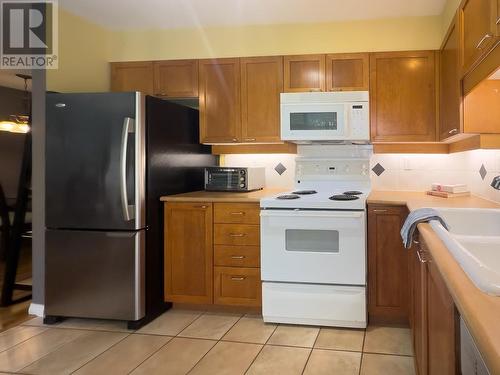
[{"left": 0, "top": 309, "right": 416, "bottom": 374}]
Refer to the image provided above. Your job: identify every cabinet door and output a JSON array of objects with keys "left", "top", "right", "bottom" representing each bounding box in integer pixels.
[
  {"left": 412, "top": 239, "right": 428, "bottom": 375},
  {"left": 326, "top": 53, "right": 369, "bottom": 91},
  {"left": 110, "top": 62, "right": 154, "bottom": 94},
  {"left": 440, "top": 16, "right": 463, "bottom": 140},
  {"left": 367, "top": 205, "right": 409, "bottom": 324},
  {"left": 164, "top": 202, "right": 213, "bottom": 304},
  {"left": 240, "top": 56, "right": 283, "bottom": 143},
  {"left": 153, "top": 60, "right": 198, "bottom": 98},
  {"left": 199, "top": 58, "right": 241, "bottom": 143},
  {"left": 427, "top": 255, "right": 458, "bottom": 375},
  {"left": 370, "top": 51, "right": 437, "bottom": 142},
  {"left": 284, "top": 54, "right": 326, "bottom": 92},
  {"left": 460, "top": 0, "right": 497, "bottom": 75}
]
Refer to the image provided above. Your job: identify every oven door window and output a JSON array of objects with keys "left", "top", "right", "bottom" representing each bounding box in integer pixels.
[
  {"left": 290, "top": 112, "right": 337, "bottom": 131},
  {"left": 285, "top": 229, "right": 339, "bottom": 253}
]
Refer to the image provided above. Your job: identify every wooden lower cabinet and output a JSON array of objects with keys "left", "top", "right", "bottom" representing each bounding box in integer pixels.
[
  {"left": 214, "top": 267, "right": 261, "bottom": 306},
  {"left": 411, "top": 234, "right": 459, "bottom": 375},
  {"left": 164, "top": 202, "right": 213, "bottom": 304},
  {"left": 164, "top": 201, "right": 261, "bottom": 307},
  {"left": 367, "top": 204, "right": 410, "bottom": 323}
]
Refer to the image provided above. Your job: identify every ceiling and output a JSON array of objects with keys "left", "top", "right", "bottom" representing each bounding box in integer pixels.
[
  {"left": 0, "top": 70, "right": 32, "bottom": 91},
  {"left": 59, "top": 0, "right": 448, "bottom": 30}
]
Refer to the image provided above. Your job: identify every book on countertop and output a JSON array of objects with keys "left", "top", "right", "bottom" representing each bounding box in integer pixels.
[
  {"left": 431, "top": 183, "right": 468, "bottom": 193},
  {"left": 426, "top": 190, "right": 471, "bottom": 198}
]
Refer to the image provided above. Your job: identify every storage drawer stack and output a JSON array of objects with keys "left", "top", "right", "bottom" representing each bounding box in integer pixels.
[{"left": 213, "top": 203, "right": 261, "bottom": 306}]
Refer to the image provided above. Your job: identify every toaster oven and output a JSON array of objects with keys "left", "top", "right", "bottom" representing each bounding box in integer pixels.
[{"left": 205, "top": 167, "right": 265, "bottom": 192}]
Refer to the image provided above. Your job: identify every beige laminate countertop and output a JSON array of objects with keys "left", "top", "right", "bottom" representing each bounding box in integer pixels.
[
  {"left": 159, "top": 188, "right": 287, "bottom": 203},
  {"left": 368, "top": 190, "right": 500, "bottom": 375}
]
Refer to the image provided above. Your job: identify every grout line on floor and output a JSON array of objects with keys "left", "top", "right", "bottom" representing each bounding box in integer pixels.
[
  {"left": 358, "top": 328, "right": 366, "bottom": 375},
  {"left": 184, "top": 313, "right": 244, "bottom": 375},
  {"left": 244, "top": 322, "right": 279, "bottom": 374},
  {"left": 0, "top": 325, "right": 50, "bottom": 354},
  {"left": 68, "top": 332, "right": 132, "bottom": 374},
  {"left": 300, "top": 326, "right": 320, "bottom": 375},
  {"left": 124, "top": 336, "right": 176, "bottom": 375}
]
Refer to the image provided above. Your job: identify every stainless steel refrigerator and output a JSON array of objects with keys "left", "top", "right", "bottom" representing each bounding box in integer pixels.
[{"left": 45, "top": 92, "right": 216, "bottom": 327}]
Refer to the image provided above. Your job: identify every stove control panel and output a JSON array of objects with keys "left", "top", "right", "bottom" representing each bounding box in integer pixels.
[{"left": 296, "top": 160, "right": 370, "bottom": 181}]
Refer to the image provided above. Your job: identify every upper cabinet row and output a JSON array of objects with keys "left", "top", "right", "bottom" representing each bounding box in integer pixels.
[{"left": 111, "top": 53, "right": 370, "bottom": 144}]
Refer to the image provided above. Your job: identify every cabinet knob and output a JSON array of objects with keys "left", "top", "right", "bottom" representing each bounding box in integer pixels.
[
  {"left": 476, "top": 33, "right": 493, "bottom": 49},
  {"left": 448, "top": 128, "right": 458, "bottom": 134}
]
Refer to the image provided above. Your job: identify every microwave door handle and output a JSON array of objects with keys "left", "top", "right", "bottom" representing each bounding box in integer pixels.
[{"left": 120, "top": 117, "right": 135, "bottom": 221}]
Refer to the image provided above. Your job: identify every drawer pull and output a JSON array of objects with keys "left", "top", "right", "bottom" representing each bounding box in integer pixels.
[
  {"left": 231, "top": 255, "right": 246, "bottom": 259},
  {"left": 194, "top": 205, "right": 208, "bottom": 209},
  {"left": 230, "top": 276, "right": 246, "bottom": 281},
  {"left": 476, "top": 33, "right": 493, "bottom": 49},
  {"left": 229, "top": 233, "right": 246, "bottom": 237},
  {"left": 230, "top": 211, "right": 245, "bottom": 215},
  {"left": 373, "top": 209, "right": 387, "bottom": 213},
  {"left": 448, "top": 128, "right": 458, "bottom": 134},
  {"left": 244, "top": 138, "right": 256, "bottom": 142}
]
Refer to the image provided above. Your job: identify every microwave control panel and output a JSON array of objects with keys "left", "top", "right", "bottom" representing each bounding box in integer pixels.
[{"left": 349, "top": 103, "right": 370, "bottom": 140}]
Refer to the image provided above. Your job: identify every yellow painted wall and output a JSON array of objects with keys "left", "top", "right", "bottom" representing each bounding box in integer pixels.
[
  {"left": 108, "top": 16, "right": 442, "bottom": 62},
  {"left": 47, "top": 9, "right": 111, "bottom": 92},
  {"left": 442, "top": 0, "right": 462, "bottom": 37}
]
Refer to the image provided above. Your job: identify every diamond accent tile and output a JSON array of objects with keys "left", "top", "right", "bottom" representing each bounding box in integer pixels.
[
  {"left": 479, "top": 164, "right": 487, "bottom": 180},
  {"left": 371, "top": 163, "right": 385, "bottom": 177},
  {"left": 274, "top": 163, "right": 286, "bottom": 175}
]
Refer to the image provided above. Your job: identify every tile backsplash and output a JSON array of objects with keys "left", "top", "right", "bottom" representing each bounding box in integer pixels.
[
  {"left": 222, "top": 149, "right": 500, "bottom": 203},
  {"left": 370, "top": 149, "right": 500, "bottom": 203}
]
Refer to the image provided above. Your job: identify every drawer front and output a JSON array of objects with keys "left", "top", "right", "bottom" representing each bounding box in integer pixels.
[
  {"left": 214, "top": 245, "right": 260, "bottom": 268},
  {"left": 214, "top": 266, "right": 261, "bottom": 306},
  {"left": 214, "top": 203, "right": 260, "bottom": 224},
  {"left": 214, "top": 224, "right": 260, "bottom": 246}
]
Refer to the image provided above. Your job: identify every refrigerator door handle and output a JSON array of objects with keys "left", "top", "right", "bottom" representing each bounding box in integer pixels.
[{"left": 120, "top": 117, "right": 135, "bottom": 221}]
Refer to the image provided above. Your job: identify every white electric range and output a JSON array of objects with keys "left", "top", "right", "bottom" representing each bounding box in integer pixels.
[{"left": 260, "top": 145, "right": 372, "bottom": 328}]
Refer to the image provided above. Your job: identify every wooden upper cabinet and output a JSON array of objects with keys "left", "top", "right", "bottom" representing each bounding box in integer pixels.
[
  {"left": 199, "top": 58, "right": 241, "bottom": 144},
  {"left": 110, "top": 61, "right": 154, "bottom": 94},
  {"left": 440, "top": 15, "right": 463, "bottom": 140},
  {"left": 284, "top": 54, "right": 326, "bottom": 92},
  {"left": 370, "top": 51, "right": 437, "bottom": 142},
  {"left": 240, "top": 56, "right": 283, "bottom": 143},
  {"left": 326, "top": 53, "right": 369, "bottom": 91},
  {"left": 367, "top": 205, "right": 410, "bottom": 324},
  {"left": 164, "top": 202, "right": 213, "bottom": 304},
  {"left": 460, "top": 0, "right": 498, "bottom": 74},
  {"left": 153, "top": 60, "right": 198, "bottom": 98}
]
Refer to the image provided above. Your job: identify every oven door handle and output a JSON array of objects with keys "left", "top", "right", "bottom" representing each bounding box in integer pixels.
[{"left": 260, "top": 210, "right": 363, "bottom": 219}]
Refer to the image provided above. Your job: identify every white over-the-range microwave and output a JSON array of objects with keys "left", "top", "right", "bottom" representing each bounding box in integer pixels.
[{"left": 280, "top": 91, "right": 369, "bottom": 143}]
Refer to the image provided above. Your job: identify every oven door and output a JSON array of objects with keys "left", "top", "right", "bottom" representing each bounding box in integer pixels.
[
  {"left": 280, "top": 103, "right": 348, "bottom": 141},
  {"left": 260, "top": 209, "right": 366, "bottom": 285}
]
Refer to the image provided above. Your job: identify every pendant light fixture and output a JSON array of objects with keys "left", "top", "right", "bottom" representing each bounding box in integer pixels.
[{"left": 0, "top": 74, "right": 31, "bottom": 134}]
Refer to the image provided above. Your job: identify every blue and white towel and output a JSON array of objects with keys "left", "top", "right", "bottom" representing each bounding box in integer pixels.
[{"left": 401, "top": 208, "right": 449, "bottom": 248}]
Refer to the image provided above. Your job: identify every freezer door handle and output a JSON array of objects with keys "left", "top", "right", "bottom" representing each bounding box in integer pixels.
[{"left": 120, "top": 117, "right": 135, "bottom": 221}]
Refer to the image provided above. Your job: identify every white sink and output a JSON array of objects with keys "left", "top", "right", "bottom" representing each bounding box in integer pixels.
[{"left": 429, "top": 208, "right": 500, "bottom": 296}]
